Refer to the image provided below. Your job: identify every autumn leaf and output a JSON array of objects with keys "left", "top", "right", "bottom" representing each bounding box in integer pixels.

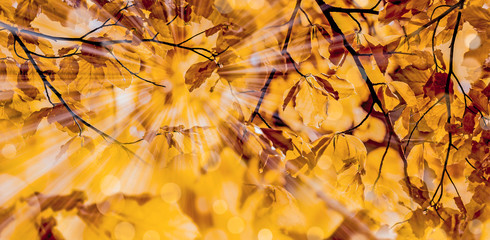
[
  {"left": 288, "top": 26, "right": 312, "bottom": 63},
  {"left": 80, "top": 37, "right": 111, "bottom": 67},
  {"left": 388, "top": 81, "right": 417, "bottom": 107},
  {"left": 187, "top": 0, "right": 213, "bottom": 18},
  {"left": 58, "top": 58, "right": 79, "bottom": 83},
  {"left": 22, "top": 107, "right": 50, "bottom": 138},
  {"left": 292, "top": 77, "right": 329, "bottom": 127},
  {"left": 328, "top": 33, "right": 347, "bottom": 66},
  {"left": 376, "top": 84, "right": 400, "bottom": 112},
  {"left": 463, "top": 6, "right": 490, "bottom": 31},
  {"left": 14, "top": 0, "right": 41, "bottom": 27},
  {"left": 1, "top": 1, "right": 489, "bottom": 239},
  {"left": 282, "top": 80, "right": 301, "bottom": 110},
  {"left": 260, "top": 128, "right": 293, "bottom": 153},
  {"left": 364, "top": 34, "right": 400, "bottom": 73},
  {"left": 423, "top": 72, "right": 454, "bottom": 99},
  {"left": 312, "top": 75, "right": 339, "bottom": 100},
  {"left": 184, "top": 60, "right": 217, "bottom": 92}
]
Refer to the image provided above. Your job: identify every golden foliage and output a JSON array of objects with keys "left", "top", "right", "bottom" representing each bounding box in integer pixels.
[{"left": 0, "top": 0, "right": 489, "bottom": 239}]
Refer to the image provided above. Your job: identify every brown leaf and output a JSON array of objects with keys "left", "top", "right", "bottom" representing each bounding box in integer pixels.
[
  {"left": 17, "top": 62, "right": 40, "bottom": 99},
  {"left": 184, "top": 61, "right": 217, "bottom": 92},
  {"left": 434, "top": 49, "right": 446, "bottom": 70},
  {"left": 469, "top": 80, "right": 489, "bottom": 114},
  {"left": 205, "top": 23, "right": 229, "bottom": 37},
  {"left": 135, "top": 0, "right": 156, "bottom": 10},
  {"left": 453, "top": 197, "right": 466, "bottom": 216},
  {"left": 472, "top": 184, "right": 490, "bottom": 204},
  {"left": 120, "top": 15, "right": 145, "bottom": 39},
  {"left": 364, "top": 35, "right": 400, "bottom": 74},
  {"left": 283, "top": 80, "right": 301, "bottom": 110},
  {"left": 216, "top": 23, "right": 245, "bottom": 52},
  {"left": 423, "top": 72, "right": 453, "bottom": 99},
  {"left": 372, "top": 45, "right": 389, "bottom": 73},
  {"left": 57, "top": 45, "right": 78, "bottom": 56},
  {"left": 379, "top": 2, "right": 410, "bottom": 23},
  {"left": 15, "top": 0, "right": 41, "bottom": 27},
  {"left": 22, "top": 107, "right": 51, "bottom": 138},
  {"left": 41, "top": 0, "right": 71, "bottom": 26},
  {"left": 37, "top": 216, "right": 63, "bottom": 240},
  {"left": 58, "top": 58, "right": 79, "bottom": 83},
  {"left": 463, "top": 6, "right": 490, "bottom": 31},
  {"left": 328, "top": 34, "right": 346, "bottom": 66},
  {"left": 176, "top": 5, "right": 192, "bottom": 22},
  {"left": 401, "top": 177, "right": 430, "bottom": 208},
  {"left": 80, "top": 37, "right": 110, "bottom": 67},
  {"left": 260, "top": 128, "right": 293, "bottom": 153},
  {"left": 187, "top": 0, "right": 213, "bottom": 18},
  {"left": 0, "top": 90, "right": 14, "bottom": 105},
  {"left": 46, "top": 104, "right": 82, "bottom": 133},
  {"left": 313, "top": 75, "right": 339, "bottom": 100},
  {"left": 462, "top": 110, "right": 476, "bottom": 135},
  {"left": 25, "top": 190, "right": 87, "bottom": 212}
]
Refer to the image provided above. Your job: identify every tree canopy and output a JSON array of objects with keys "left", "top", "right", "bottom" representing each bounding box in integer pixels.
[{"left": 0, "top": 0, "right": 489, "bottom": 239}]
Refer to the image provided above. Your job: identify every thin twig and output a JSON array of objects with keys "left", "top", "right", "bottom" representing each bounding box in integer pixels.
[
  {"left": 373, "top": 132, "right": 392, "bottom": 189},
  {"left": 10, "top": 29, "right": 144, "bottom": 162},
  {"left": 105, "top": 47, "right": 166, "bottom": 88},
  {"left": 250, "top": 68, "right": 277, "bottom": 123},
  {"left": 339, "top": 103, "right": 374, "bottom": 134}
]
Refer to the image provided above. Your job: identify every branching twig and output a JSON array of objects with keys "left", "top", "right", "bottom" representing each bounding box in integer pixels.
[
  {"left": 299, "top": 7, "right": 314, "bottom": 26},
  {"left": 431, "top": 1, "right": 464, "bottom": 207},
  {"left": 0, "top": 21, "right": 219, "bottom": 61},
  {"left": 373, "top": 132, "right": 392, "bottom": 188},
  {"left": 9, "top": 29, "right": 144, "bottom": 162},
  {"left": 250, "top": 68, "right": 276, "bottom": 125},
  {"left": 317, "top": 4, "right": 379, "bottom": 14},
  {"left": 281, "top": 0, "right": 307, "bottom": 78},
  {"left": 404, "top": 0, "right": 464, "bottom": 42},
  {"left": 403, "top": 97, "right": 444, "bottom": 154},
  {"left": 339, "top": 103, "right": 374, "bottom": 134},
  {"left": 80, "top": 2, "right": 134, "bottom": 39},
  {"left": 105, "top": 47, "right": 166, "bottom": 88},
  {"left": 315, "top": 0, "right": 412, "bottom": 189}
]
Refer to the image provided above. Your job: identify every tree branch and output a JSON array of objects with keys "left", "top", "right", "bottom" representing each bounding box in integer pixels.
[
  {"left": 250, "top": 68, "right": 276, "bottom": 124},
  {"left": 431, "top": 1, "right": 464, "bottom": 207},
  {"left": 404, "top": 1, "right": 464, "bottom": 42},
  {"left": 315, "top": 0, "right": 411, "bottom": 188},
  {"left": 9, "top": 29, "right": 144, "bottom": 162}
]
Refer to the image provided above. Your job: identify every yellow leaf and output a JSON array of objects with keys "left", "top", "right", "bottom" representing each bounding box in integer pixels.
[
  {"left": 294, "top": 78, "right": 329, "bottom": 127},
  {"left": 289, "top": 26, "right": 312, "bottom": 63},
  {"left": 388, "top": 81, "right": 417, "bottom": 108}
]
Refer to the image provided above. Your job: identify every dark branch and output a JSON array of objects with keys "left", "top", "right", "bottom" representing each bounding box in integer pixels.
[
  {"left": 317, "top": 4, "right": 379, "bottom": 14},
  {"left": 373, "top": 132, "right": 392, "bottom": 188},
  {"left": 339, "top": 103, "right": 374, "bottom": 134},
  {"left": 250, "top": 68, "right": 277, "bottom": 124},
  {"left": 105, "top": 47, "right": 166, "bottom": 88},
  {"left": 432, "top": 0, "right": 464, "bottom": 207},
  {"left": 315, "top": 0, "right": 412, "bottom": 189},
  {"left": 404, "top": 1, "right": 464, "bottom": 42},
  {"left": 403, "top": 97, "right": 444, "bottom": 154},
  {"left": 9, "top": 28, "right": 144, "bottom": 162}
]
